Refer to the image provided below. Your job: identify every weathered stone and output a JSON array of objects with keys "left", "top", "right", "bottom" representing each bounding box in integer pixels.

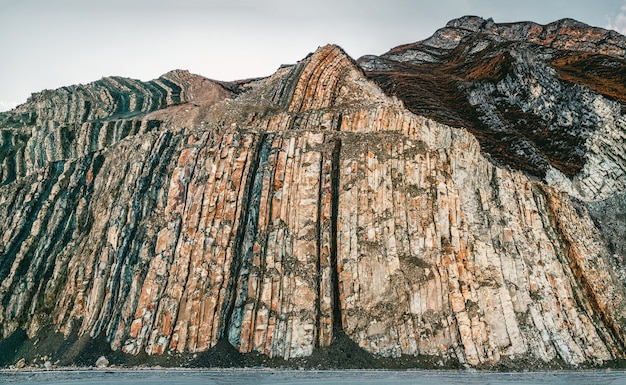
[
  {"left": 359, "top": 16, "right": 626, "bottom": 199},
  {"left": 95, "top": 356, "right": 109, "bottom": 368},
  {"left": 15, "top": 358, "right": 25, "bottom": 369},
  {"left": 0, "top": 70, "right": 235, "bottom": 187},
  {"left": 0, "top": 18, "right": 625, "bottom": 369}
]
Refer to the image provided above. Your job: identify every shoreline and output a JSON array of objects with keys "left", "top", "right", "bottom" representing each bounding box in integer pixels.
[{"left": 1, "top": 366, "right": 626, "bottom": 373}]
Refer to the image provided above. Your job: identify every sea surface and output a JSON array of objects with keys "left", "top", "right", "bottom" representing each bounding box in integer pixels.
[{"left": 1, "top": 369, "right": 626, "bottom": 384}]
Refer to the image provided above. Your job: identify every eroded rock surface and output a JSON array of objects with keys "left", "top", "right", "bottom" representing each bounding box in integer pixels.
[
  {"left": 0, "top": 70, "right": 235, "bottom": 187},
  {"left": 359, "top": 16, "right": 626, "bottom": 201},
  {"left": 1, "top": 18, "right": 626, "bottom": 369}
]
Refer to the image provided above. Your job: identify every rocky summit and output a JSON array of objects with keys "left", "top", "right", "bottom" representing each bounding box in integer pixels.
[{"left": 1, "top": 16, "right": 626, "bottom": 369}]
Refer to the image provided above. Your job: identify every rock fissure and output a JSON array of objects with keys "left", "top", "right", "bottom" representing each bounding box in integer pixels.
[
  {"left": 330, "top": 138, "right": 343, "bottom": 335},
  {"left": 315, "top": 152, "right": 324, "bottom": 348},
  {"left": 96, "top": 131, "right": 178, "bottom": 339}
]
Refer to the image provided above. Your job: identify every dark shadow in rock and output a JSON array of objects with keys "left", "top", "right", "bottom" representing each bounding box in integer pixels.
[
  {"left": 59, "top": 332, "right": 123, "bottom": 367},
  {"left": 188, "top": 338, "right": 266, "bottom": 368},
  {"left": 299, "top": 332, "right": 380, "bottom": 369},
  {"left": 0, "top": 329, "right": 27, "bottom": 367}
]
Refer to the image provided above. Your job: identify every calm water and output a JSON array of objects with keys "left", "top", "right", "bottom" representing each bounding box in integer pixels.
[{"left": 1, "top": 369, "right": 626, "bottom": 384}]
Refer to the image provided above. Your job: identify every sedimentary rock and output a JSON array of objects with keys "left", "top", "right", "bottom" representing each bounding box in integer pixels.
[
  {"left": 0, "top": 70, "right": 235, "bottom": 187},
  {"left": 359, "top": 16, "right": 626, "bottom": 201},
  {"left": 0, "top": 17, "right": 625, "bottom": 369}
]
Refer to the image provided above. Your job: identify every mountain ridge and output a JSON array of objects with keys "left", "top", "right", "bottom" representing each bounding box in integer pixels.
[
  {"left": 359, "top": 15, "right": 626, "bottom": 202},
  {"left": 1, "top": 17, "right": 626, "bottom": 369}
]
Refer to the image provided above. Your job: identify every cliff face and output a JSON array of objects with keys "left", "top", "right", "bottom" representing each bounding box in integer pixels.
[
  {"left": 0, "top": 70, "right": 236, "bottom": 187},
  {"left": 1, "top": 17, "right": 626, "bottom": 369},
  {"left": 359, "top": 16, "right": 626, "bottom": 201}
]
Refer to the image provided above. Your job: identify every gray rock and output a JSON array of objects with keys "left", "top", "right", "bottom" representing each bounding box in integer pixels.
[{"left": 95, "top": 356, "right": 109, "bottom": 368}]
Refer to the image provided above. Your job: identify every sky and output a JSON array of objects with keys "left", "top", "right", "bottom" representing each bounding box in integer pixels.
[{"left": 1, "top": 0, "right": 626, "bottom": 112}]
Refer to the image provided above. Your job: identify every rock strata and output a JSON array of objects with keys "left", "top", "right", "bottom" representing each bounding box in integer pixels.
[
  {"left": 1, "top": 17, "right": 626, "bottom": 369},
  {"left": 0, "top": 70, "right": 234, "bottom": 187},
  {"left": 359, "top": 16, "right": 626, "bottom": 202}
]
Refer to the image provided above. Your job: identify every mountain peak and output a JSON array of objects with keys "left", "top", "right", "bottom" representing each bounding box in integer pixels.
[
  {"left": 445, "top": 15, "right": 495, "bottom": 31},
  {"left": 400, "top": 16, "right": 624, "bottom": 59}
]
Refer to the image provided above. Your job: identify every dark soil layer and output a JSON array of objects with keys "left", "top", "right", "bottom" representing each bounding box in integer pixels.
[{"left": 2, "top": 327, "right": 625, "bottom": 371}]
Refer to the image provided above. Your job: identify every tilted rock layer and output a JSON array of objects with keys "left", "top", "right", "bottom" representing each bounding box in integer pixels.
[{"left": 1, "top": 16, "right": 626, "bottom": 368}]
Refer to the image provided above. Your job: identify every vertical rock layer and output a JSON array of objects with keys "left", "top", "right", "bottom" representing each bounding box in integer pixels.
[
  {"left": 0, "top": 70, "right": 234, "bottom": 187},
  {"left": 1, "top": 18, "right": 626, "bottom": 368}
]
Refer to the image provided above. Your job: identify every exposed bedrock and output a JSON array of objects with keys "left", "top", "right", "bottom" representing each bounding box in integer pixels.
[
  {"left": 359, "top": 16, "right": 626, "bottom": 202},
  {"left": 0, "top": 70, "right": 234, "bottom": 187},
  {"left": 1, "top": 19, "right": 626, "bottom": 369}
]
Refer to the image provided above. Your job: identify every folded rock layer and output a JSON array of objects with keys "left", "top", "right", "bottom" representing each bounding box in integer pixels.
[{"left": 1, "top": 17, "right": 626, "bottom": 368}]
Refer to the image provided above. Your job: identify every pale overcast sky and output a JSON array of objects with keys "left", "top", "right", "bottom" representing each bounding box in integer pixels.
[{"left": 1, "top": 0, "right": 626, "bottom": 111}]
